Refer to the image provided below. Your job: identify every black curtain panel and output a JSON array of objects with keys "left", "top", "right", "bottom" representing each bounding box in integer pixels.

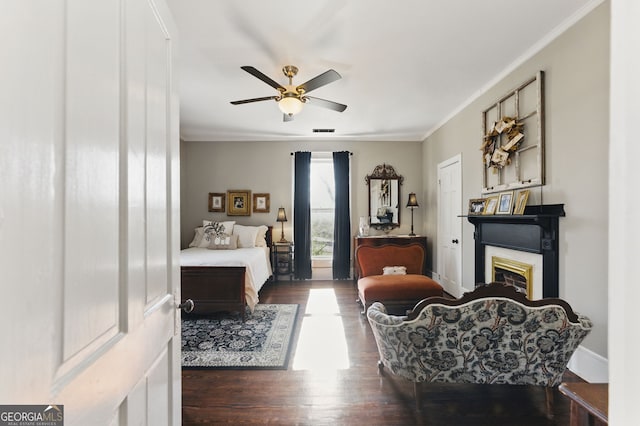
[
  {"left": 293, "top": 151, "right": 312, "bottom": 279},
  {"left": 332, "top": 151, "right": 351, "bottom": 279}
]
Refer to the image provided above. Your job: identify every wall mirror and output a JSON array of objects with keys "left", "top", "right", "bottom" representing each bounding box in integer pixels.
[{"left": 366, "top": 164, "right": 403, "bottom": 231}]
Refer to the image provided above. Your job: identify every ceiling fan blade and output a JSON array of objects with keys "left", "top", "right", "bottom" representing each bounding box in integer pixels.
[
  {"left": 230, "top": 96, "right": 278, "bottom": 105},
  {"left": 240, "top": 66, "right": 285, "bottom": 90},
  {"left": 283, "top": 113, "right": 294, "bottom": 122},
  {"left": 305, "top": 96, "right": 347, "bottom": 112},
  {"left": 297, "top": 69, "right": 341, "bottom": 93}
]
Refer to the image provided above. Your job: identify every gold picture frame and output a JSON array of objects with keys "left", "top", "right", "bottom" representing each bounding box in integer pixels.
[
  {"left": 513, "top": 190, "right": 530, "bottom": 215},
  {"left": 208, "top": 192, "right": 225, "bottom": 212},
  {"left": 468, "top": 198, "right": 487, "bottom": 215},
  {"left": 253, "top": 193, "right": 270, "bottom": 213},
  {"left": 484, "top": 196, "right": 499, "bottom": 215},
  {"left": 227, "top": 190, "right": 251, "bottom": 216},
  {"left": 496, "top": 191, "right": 515, "bottom": 215}
]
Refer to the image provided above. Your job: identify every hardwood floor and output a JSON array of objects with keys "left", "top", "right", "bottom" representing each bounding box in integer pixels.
[{"left": 182, "top": 280, "right": 583, "bottom": 425}]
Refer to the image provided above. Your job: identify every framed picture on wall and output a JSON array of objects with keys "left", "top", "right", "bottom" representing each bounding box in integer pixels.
[
  {"left": 496, "top": 191, "right": 514, "bottom": 215},
  {"left": 227, "top": 190, "right": 251, "bottom": 216},
  {"left": 253, "top": 193, "right": 270, "bottom": 213},
  {"left": 208, "top": 192, "right": 225, "bottom": 213}
]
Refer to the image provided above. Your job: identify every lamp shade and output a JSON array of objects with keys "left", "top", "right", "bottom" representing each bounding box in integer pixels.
[
  {"left": 406, "top": 192, "right": 419, "bottom": 208},
  {"left": 277, "top": 207, "right": 288, "bottom": 222}
]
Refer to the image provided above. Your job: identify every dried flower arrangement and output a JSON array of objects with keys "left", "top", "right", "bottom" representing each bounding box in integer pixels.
[{"left": 480, "top": 116, "right": 524, "bottom": 170}]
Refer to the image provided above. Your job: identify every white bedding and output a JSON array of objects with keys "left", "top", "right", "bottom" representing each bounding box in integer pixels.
[{"left": 180, "top": 246, "right": 272, "bottom": 311}]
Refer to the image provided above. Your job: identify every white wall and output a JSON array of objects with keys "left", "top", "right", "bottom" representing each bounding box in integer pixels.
[
  {"left": 180, "top": 140, "right": 424, "bottom": 254},
  {"left": 423, "top": 3, "right": 609, "bottom": 364}
]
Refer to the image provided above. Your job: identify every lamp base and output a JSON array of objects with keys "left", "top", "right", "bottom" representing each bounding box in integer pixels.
[
  {"left": 409, "top": 232, "right": 416, "bottom": 237},
  {"left": 278, "top": 238, "right": 288, "bottom": 243}
]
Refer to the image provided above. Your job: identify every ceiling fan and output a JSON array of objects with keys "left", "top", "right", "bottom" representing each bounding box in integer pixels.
[{"left": 230, "top": 65, "right": 347, "bottom": 122}]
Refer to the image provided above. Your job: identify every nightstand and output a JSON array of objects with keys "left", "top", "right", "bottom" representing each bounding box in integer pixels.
[{"left": 272, "top": 242, "right": 294, "bottom": 282}]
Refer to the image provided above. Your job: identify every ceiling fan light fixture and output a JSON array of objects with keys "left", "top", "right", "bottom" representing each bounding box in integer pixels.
[{"left": 278, "top": 94, "right": 303, "bottom": 116}]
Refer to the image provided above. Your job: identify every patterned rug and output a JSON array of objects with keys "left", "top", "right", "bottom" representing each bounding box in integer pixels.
[{"left": 181, "top": 304, "right": 299, "bottom": 369}]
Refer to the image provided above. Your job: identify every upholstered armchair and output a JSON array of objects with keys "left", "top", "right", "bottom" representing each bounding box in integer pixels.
[
  {"left": 355, "top": 243, "right": 443, "bottom": 314},
  {"left": 367, "top": 283, "right": 593, "bottom": 413}
]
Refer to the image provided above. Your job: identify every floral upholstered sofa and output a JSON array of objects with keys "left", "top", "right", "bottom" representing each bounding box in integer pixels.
[{"left": 367, "top": 282, "right": 592, "bottom": 412}]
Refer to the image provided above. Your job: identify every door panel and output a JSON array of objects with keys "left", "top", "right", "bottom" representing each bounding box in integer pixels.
[
  {"left": 62, "top": 0, "right": 121, "bottom": 365},
  {"left": 437, "top": 155, "right": 463, "bottom": 297},
  {"left": 0, "top": 1, "right": 180, "bottom": 424}
]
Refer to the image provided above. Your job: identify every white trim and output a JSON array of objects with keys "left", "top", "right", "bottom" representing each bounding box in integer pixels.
[
  {"left": 568, "top": 345, "right": 609, "bottom": 383},
  {"left": 422, "top": 0, "right": 607, "bottom": 140}
]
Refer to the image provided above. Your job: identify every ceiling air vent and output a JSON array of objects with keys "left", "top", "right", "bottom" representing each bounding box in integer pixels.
[{"left": 312, "top": 128, "right": 335, "bottom": 133}]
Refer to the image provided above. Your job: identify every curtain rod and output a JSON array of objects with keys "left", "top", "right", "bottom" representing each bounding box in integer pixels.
[{"left": 290, "top": 151, "right": 352, "bottom": 155}]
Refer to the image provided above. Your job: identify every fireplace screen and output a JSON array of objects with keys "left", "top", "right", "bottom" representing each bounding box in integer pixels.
[{"left": 491, "top": 256, "right": 533, "bottom": 299}]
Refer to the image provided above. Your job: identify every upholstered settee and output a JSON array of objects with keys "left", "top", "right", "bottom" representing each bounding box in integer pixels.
[
  {"left": 367, "top": 282, "right": 593, "bottom": 413},
  {"left": 355, "top": 243, "right": 443, "bottom": 314}
]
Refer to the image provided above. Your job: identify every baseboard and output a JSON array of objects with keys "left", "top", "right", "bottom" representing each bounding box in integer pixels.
[{"left": 568, "top": 345, "right": 609, "bottom": 383}]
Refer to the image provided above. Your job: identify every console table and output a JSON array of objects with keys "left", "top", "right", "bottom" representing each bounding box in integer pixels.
[{"left": 354, "top": 235, "right": 427, "bottom": 279}]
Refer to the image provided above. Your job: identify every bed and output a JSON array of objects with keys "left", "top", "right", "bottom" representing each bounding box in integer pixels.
[{"left": 180, "top": 222, "right": 273, "bottom": 319}]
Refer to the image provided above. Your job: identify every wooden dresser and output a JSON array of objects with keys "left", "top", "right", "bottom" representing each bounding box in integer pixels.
[{"left": 354, "top": 235, "right": 428, "bottom": 278}]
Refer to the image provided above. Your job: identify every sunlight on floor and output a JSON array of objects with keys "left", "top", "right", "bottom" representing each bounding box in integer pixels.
[{"left": 292, "top": 288, "right": 350, "bottom": 371}]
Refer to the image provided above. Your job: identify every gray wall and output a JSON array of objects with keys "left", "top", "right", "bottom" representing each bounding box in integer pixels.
[
  {"left": 180, "top": 140, "right": 424, "bottom": 253},
  {"left": 422, "top": 3, "right": 609, "bottom": 358}
]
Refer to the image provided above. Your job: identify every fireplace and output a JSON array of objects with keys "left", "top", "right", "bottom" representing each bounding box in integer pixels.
[
  {"left": 468, "top": 204, "right": 565, "bottom": 298},
  {"left": 491, "top": 256, "right": 534, "bottom": 298}
]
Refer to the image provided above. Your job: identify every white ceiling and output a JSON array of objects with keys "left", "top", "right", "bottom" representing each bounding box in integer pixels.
[{"left": 166, "top": 0, "right": 599, "bottom": 142}]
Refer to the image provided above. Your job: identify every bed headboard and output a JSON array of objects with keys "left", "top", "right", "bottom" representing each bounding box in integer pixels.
[{"left": 265, "top": 225, "right": 273, "bottom": 248}]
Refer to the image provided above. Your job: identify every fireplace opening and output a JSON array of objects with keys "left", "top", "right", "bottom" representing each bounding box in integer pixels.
[{"left": 491, "top": 256, "right": 533, "bottom": 299}]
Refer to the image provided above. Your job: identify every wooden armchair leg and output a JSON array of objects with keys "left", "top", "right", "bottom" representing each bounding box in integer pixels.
[
  {"left": 414, "top": 382, "right": 422, "bottom": 411},
  {"left": 545, "top": 387, "right": 554, "bottom": 419}
]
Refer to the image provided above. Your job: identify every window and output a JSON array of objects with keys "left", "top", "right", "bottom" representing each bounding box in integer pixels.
[{"left": 310, "top": 155, "right": 334, "bottom": 260}]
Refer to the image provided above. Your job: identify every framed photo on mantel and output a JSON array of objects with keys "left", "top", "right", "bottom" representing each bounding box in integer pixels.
[
  {"left": 496, "top": 191, "right": 514, "bottom": 215},
  {"left": 468, "top": 198, "right": 487, "bottom": 215}
]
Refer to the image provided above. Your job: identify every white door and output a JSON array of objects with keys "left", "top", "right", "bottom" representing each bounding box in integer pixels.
[
  {"left": 437, "top": 155, "right": 463, "bottom": 297},
  {"left": 0, "top": 1, "right": 181, "bottom": 425}
]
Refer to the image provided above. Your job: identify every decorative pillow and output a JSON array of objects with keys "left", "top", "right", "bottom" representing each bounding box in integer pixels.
[
  {"left": 207, "top": 233, "right": 239, "bottom": 250},
  {"left": 202, "top": 220, "right": 235, "bottom": 233},
  {"left": 382, "top": 266, "right": 407, "bottom": 275},
  {"left": 188, "top": 227, "right": 204, "bottom": 247},
  {"left": 233, "top": 224, "right": 260, "bottom": 248},
  {"left": 254, "top": 225, "right": 269, "bottom": 247},
  {"left": 198, "top": 220, "right": 236, "bottom": 248}
]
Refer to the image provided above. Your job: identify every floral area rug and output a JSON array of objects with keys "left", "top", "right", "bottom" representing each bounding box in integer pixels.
[{"left": 181, "top": 304, "right": 298, "bottom": 369}]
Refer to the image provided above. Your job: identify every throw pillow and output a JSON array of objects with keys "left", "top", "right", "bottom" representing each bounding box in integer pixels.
[
  {"left": 233, "top": 224, "right": 260, "bottom": 248},
  {"left": 188, "top": 227, "right": 204, "bottom": 247},
  {"left": 207, "top": 233, "right": 239, "bottom": 250},
  {"left": 198, "top": 221, "right": 236, "bottom": 248},
  {"left": 382, "top": 266, "right": 407, "bottom": 275},
  {"left": 254, "top": 225, "right": 269, "bottom": 247}
]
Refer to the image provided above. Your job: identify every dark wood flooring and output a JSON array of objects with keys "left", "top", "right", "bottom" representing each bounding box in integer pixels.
[{"left": 182, "top": 279, "right": 584, "bottom": 425}]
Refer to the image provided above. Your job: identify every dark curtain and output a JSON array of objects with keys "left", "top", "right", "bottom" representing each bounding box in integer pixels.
[
  {"left": 293, "top": 151, "right": 312, "bottom": 279},
  {"left": 332, "top": 151, "right": 351, "bottom": 279}
]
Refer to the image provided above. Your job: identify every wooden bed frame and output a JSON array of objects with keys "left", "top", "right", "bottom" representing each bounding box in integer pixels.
[{"left": 180, "top": 226, "right": 273, "bottom": 320}]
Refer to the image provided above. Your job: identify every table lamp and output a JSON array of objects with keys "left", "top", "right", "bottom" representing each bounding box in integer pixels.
[
  {"left": 277, "top": 207, "right": 288, "bottom": 242},
  {"left": 406, "top": 193, "right": 419, "bottom": 236}
]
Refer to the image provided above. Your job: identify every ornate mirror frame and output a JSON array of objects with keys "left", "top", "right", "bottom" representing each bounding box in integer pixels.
[{"left": 366, "top": 164, "right": 403, "bottom": 231}]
